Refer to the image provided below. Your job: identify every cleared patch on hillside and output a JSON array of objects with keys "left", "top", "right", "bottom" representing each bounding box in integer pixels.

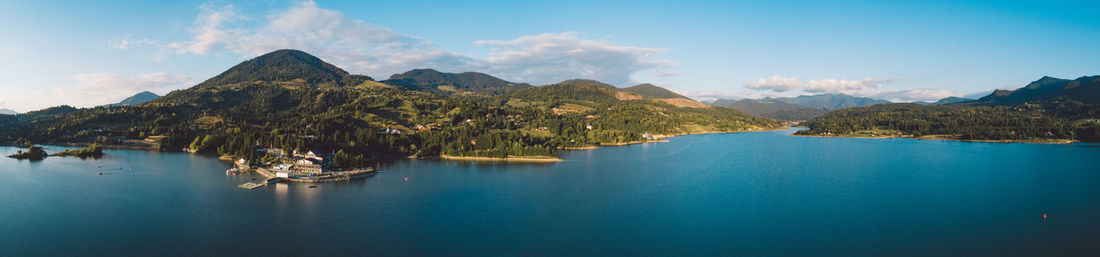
[
  {"left": 355, "top": 80, "right": 395, "bottom": 89},
  {"left": 552, "top": 103, "right": 595, "bottom": 115},
  {"left": 615, "top": 91, "right": 643, "bottom": 100},
  {"left": 194, "top": 116, "right": 224, "bottom": 129},
  {"left": 652, "top": 98, "right": 709, "bottom": 108}
]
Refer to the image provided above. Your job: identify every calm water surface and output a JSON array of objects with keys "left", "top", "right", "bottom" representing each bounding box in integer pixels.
[{"left": 2, "top": 129, "right": 1099, "bottom": 256}]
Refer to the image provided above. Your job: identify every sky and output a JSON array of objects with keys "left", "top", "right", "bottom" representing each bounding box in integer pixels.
[{"left": 1, "top": 0, "right": 1098, "bottom": 112}]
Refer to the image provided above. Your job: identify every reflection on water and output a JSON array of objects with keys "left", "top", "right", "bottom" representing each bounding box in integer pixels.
[{"left": 2, "top": 129, "right": 1100, "bottom": 256}]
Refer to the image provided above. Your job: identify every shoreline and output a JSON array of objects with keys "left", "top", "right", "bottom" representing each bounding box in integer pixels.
[
  {"left": 562, "top": 126, "right": 791, "bottom": 150},
  {"left": 792, "top": 133, "right": 1077, "bottom": 144},
  {"left": 438, "top": 154, "right": 564, "bottom": 163}
]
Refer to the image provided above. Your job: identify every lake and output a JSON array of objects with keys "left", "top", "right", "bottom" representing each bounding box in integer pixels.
[{"left": 2, "top": 128, "right": 1099, "bottom": 256}]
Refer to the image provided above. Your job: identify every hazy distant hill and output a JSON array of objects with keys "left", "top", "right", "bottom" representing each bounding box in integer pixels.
[
  {"left": 111, "top": 91, "right": 160, "bottom": 106},
  {"left": 774, "top": 94, "right": 891, "bottom": 109},
  {"left": 709, "top": 93, "right": 889, "bottom": 120},
  {"left": 0, "top": 108, "right": 16, "bottom": 115},
  {"left": 932, "top": 96, "right": 973, "bottom": 105},
  {"left": 381, "top": 69, "right": 532, "bottom": 95},
  {"left": 710, "top": 98, "right": 827, "bottom": 120}
]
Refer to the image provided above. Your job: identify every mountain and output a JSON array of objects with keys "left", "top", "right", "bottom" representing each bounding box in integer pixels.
[
  {"left": 709, "top": 93, "right": 890, "bottom": 120},
  {"left": 974, "top": 76, "right": 1100, "bottom": 105},
  {"left": 1, "top": 49, "right": 780, "bottom": 165},
  {"left": 0, "top": 108, "right": 16, "bottom": 115},
  {"left": 381, "top": 69, "right": 531, "bottom": 94},
  {"left": 710, "top": 98, "right": 827, "bottom": 121},
  {"left": 193, "top": 49, "right": 371, "bottom": 89},
  {"left": 932, "top": 96, "right": 973, "bottom": 105},
  {"left": 798, "top": 76, "right": 1100, "bottom": 142},
  {"left": 622, "top": 83, "right": 686, "bottom": 99},
  {"left": 111, "top": 91, "right": 160, "bottom": 106},
  {"left": 774, "top": 94, "right": 892, "bottom": 109}
]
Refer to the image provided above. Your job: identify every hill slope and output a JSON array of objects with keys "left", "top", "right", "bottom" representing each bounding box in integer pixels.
[
  {"left": 193, "top": 49, "right": 370, "bottom": 89},
  {"left": 623, "top": 83, "right": 686, "bottom": 99},
  {"left": 381, "top": 69, "right": 531, "bottom": 94},
  {"left": 974, "top": 76, "right": 1100, "bottom": 105},
  {"left": 112, "top": 91, "right": 160, "bottom": 106},
  {"left": 0, "top": 108, "right": 16, "bottom": 115}
]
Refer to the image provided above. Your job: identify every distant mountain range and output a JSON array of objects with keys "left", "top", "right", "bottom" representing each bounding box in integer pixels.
[
  {"left": 798, "top": 75, "right": 1100, "bottom": 142},
  {"left": 974, "top": 76, "right": 1100, "bottom": 105},
  {"left": 710, "top": 93, "right": 978, "bottom": 120},
  {"left": 111, "top": 91, "right": 161, "bottom": 106},
  {"left": 710, "top": 94, "right": 893, "bottom": 120},
  {"left": 0, "top": 108, "right": 17, "bottom": 115},
  {"left": 710, "top": 98, "right": 827, "bottom": 121}
]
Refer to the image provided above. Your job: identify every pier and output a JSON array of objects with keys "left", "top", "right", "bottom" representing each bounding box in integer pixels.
[{"left": 234, "top": 162, "right": 375, "bottom": 189}]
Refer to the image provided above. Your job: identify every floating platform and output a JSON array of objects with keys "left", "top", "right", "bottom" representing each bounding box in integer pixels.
[{"left": 238, "top": 182, "right": 265, "bottom": 190}]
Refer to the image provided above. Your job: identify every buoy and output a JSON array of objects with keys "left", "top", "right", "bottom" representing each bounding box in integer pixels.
[
  {"left": 404, "top": 177, "right": 408, "bottom": 182},
  {"left": 1042, "top": 213, "right": 1048, "bottom": 219}
]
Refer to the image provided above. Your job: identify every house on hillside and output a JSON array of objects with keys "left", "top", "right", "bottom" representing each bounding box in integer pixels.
[{"left": 291, "top": 150, "right": 332, "bottom": 174}]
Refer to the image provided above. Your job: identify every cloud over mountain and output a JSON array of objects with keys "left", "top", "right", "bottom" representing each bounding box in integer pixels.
[
  {"left": 41, "top": 73, "right": 190, "bottom": 107},
  {"left": 154, "top": 1, "right": 674, "bottom": 86},
  {"left": 745, "top": 75, "right": 802, "bottom": 92},
  {"left": 804, "top": 77, "right": 899, "bottom": 94}
]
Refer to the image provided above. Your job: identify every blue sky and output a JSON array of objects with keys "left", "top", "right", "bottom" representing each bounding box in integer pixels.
[{"left": 1, "top": 0, "right": 1098, "bottom": 112}]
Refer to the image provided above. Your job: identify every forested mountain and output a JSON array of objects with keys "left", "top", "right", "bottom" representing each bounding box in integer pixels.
[
  {"left": 381, "top": 69, "right": 532, "bottom": 94},
  {"left": 927, "top": 96, "right": 973, "bottom": 105},
  {"left": 623, "top": 83, "right": 686, "bottom": 99},
  {"left": 194, "top": 49, "right": 371, "bottom": 89},
  {"left": 798, "top": 76, "right": 1100, "bottom": 142},
  {"left": 973, "top": 76, "right": 1100, "bottom": 105},
  {"left": 0, "top": 49, "right": 780, "bottom": 167},
  {"left": 709, "top": 98, "right": 827, "bottom": 121},
  {"left": 111, "top": 91, "right": 160, "bottom": 106}
]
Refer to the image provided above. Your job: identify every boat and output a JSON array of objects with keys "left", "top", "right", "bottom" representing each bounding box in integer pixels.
[{"left": 226, "top": 168, "right": 240, "bottom": 175}]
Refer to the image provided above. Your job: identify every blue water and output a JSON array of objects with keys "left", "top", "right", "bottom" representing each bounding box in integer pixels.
[{"left": 2, "top": 129, "right": 1100, "bottom": 256}]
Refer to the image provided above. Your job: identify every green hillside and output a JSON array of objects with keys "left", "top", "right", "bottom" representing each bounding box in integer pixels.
[{"left": 0, "top": 49, "right": 781, "bottom": 167}]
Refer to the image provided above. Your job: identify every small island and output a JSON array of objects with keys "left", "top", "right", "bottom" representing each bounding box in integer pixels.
[
  {"left": 7, "top": 146, "right": 48, "bottom": 160},
  {"left": 51, "top": 143, "right": 104, "bottom": 158}
]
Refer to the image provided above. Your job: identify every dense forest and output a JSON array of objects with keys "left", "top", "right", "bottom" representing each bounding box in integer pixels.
[
  {"left": 798, "top": 76, "right": 1100, "bottom": 142},
  {"left": 0, "top": 49, "right": 780, "bottom": 168}
]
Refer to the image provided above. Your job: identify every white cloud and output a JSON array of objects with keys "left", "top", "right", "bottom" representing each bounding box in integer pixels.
[
  {"left": 44, "top": 73, "right": 191, "bottom": 107},
  {"left": 474, "top": 33, "right": 675, "bottom": 85},
  {"left": 804, "top": 77, "right": 899, "bottom": 94},
  {"left": 872, "top": 88, "right": 956, "bottom": 102},
  {"left": 167, "top": 3, "right": 241, "bottom": 55},
  {"left": 745, "top": 75, "right": 803, "bottom": 92},
  {"left": 152, "top": 1, "right": 672, "bottom": 85},
  {"left": 108, "top": 34, "right": 157, "bottom": 50}
]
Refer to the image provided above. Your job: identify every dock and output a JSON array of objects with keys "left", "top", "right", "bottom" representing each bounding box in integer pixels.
[{"left": 238, "top": 182, "right": 265, "bottom": 190}]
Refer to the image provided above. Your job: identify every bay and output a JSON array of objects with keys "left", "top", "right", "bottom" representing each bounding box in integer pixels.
[{"left": 2, "top": 128, "right": 1099, "bottom": 256}]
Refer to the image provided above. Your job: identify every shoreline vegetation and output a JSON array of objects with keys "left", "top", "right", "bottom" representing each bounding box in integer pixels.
[{"left": 793, "top": 130, "right": 1077, "bottom": 144}]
